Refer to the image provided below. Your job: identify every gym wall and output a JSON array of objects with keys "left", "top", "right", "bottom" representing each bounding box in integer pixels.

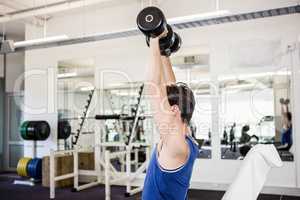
[
  {"left": 0, "top": 79, "right": 4, "bottom": 171},
  {"left": 0, "top": 55, "right": 3, "bottom": 78},
  {"left": 23, "top": 0, "right": 300, "bottom": 194}
]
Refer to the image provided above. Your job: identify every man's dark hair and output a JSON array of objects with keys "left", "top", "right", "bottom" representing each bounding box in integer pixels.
[{"left": 166, "top": 82, "right": 195, "bottom": 124}]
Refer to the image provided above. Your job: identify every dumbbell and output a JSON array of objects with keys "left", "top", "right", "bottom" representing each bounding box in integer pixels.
[
  {"left": 137, "top": 6, "right": 181, "bottom": 56},
  {"left": 145, "top": 24, "right": 181, "bottom": 56},
  {"left": 280, "top": 98, "right": 290, "bottom": 105}
]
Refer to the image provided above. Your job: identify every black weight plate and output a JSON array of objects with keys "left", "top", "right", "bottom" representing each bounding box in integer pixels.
[
  {"left": 26, "top": 121, "right": 37, "bottom": 140},
  {"left": 137, "top": 6, "right": 166, "bottom": 37},
  {"left": 35, "top": 121, "right": 50, "bottom": 141},
  {"left": 58, "top": 121, "right": 71, "bottom": 139},
  {"left": 170, "top": 32, "right": 182, "bottom": 53},
  {"left": 159, "top": 24, "right": 174, "bottom": 49}
]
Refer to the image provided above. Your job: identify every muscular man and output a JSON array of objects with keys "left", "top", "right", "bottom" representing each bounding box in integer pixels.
[{"left": 142, "top": 36, "right": 199, "bottom": 200}]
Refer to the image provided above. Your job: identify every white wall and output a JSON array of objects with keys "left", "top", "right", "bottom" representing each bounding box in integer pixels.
[
  {"left": 6, "top": 52, "right": 24, "bottom": 92},
  {"left": 5, "top": 35, "right": 25, "bottom": 93},
  {"left": 24, "top": 0, "right": 300, "bottom": 193}
]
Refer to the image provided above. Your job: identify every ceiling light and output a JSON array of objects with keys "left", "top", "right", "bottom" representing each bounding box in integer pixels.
[
  {"left": 14, "top": 35, "right": 69, "bottom": 48},
  {"left": 219, "top": 71, "right": 291, "bottom": 81},
  {"left": 57, "top": 72, "right": 77, "bottom": 79},
  {"left": 168, "top": 10, "right": 230, "bottom": 25},
  {"left": 225, "top": 83, "right": 255, "bottom": 90},
  {"left": 80, "top": 86, "right": 94, "bottom": 91}
]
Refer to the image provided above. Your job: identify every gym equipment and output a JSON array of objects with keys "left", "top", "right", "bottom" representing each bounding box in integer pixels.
[
  {"left": 95, "top": 114, "right": 146, "bottom": 121},
  {"left": 280, "top": 98, "right": 290, "bottom": 105},
  {"left": 72, "top": 88, "right": 95, "bottom": 145},
  {"left": 137, "top": 7, "right": 182, "bottom": 56},
  {"left": 58, "top": 120, "right": 71, "bottom": 139},
  {"left": 169, "top": 32, "right": 182, "bottom": 54},
  {"left": 145, "top": 24, "right": 181, "bottom": 56},
  {"left": 137, "top": 6, "right": 167, "bottom": 38},
  {"left": 17, "top": 157, "right": 32, "bottom": 177},
  {"left": 20, "top": 121, "right": 30, "bottom": 140},
  {"left": 20, "top": 121, "right": 50, "bottom": 141},
  {"left": 27, "top": 158, "right": 42, "bottom": 180},
  {"left": 239, "top": 145, "right": 252, "bottom": 157}
]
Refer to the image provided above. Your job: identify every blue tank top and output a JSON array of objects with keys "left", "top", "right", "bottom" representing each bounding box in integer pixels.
[
  {"left": 281, "top": 127, "right": 292, "bottom": 146},
  {"left": 142, "top": 136, "right": 199, "bottom": 200}
]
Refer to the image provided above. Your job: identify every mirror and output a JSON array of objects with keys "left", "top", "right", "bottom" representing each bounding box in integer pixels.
[
  {"left": 172, "top": 53, "right": 212, "bottom": 159},
  {"left": 190, "top": 82, "right": 212, "bottom": 159},
  {"left": 219, "top": 70, "right": 293, "bottom": 161},
  {"left": 57, "top": 58, "right": 95, "bottom": 150},
  {"left": 102, "top": 84, "right": 153, "bottom": 145}
]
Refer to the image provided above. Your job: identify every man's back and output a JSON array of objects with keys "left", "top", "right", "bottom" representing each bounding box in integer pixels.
[{"left": 142, "top": 136, "right": 199, "bottom": 200}]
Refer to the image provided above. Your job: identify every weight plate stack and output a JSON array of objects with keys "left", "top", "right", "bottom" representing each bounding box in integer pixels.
[
  {"left": 20, "top": 121, "right": 50, "bottom": 141},
  {"left": 27, "top": 158, "right": 42, "bottom": 180},
  {"left": 17, "top": 157, "right": 32, "bottom": 177}
]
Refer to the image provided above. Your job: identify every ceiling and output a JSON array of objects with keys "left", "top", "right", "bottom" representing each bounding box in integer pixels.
[
  {"left": 0, "top": 0, "right": 54, "bottom": 39},
  {"left": 0, "top": 0, "right": 140, "bottom": 39},
  {"left": 0, "top": 21, "right": 25, "bottom": 40}
]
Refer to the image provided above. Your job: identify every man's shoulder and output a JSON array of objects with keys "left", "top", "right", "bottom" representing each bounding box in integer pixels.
[{"left": 165, "top": 135, "right": 189, "bottom": 158}]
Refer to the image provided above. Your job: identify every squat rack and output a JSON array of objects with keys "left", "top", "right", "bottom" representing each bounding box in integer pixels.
[{"left": 49, "top": 85, "right": 152, "bottom": 199}]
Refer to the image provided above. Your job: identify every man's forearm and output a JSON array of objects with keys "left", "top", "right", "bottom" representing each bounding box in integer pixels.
[
  {"left": 161, "top": 56, "right": 176, "bottom": 85},
  {"left": 148, "top": 38, "right": 164, "bottom": 86}
]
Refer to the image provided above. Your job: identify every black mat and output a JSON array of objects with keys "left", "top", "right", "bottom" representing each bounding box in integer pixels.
[{"left": 1, "top": 173, "right": 299, "bottom": 200}]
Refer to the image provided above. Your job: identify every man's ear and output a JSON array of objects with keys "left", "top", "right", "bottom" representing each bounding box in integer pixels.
[{"left": 170, "top": 105, "right": 180, "bottom": 114}]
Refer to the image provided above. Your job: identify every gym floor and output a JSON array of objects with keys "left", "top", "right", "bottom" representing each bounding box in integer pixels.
[{"left": 1, "top": 173, "right": 299, "bottom": 200}]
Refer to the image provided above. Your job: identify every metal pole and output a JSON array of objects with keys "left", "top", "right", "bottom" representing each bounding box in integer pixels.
[
  {"left": 33, "top": 140, "right": 37, "bottom": 158},
  {"left": 50, "top": 150, "right": 55, "bottom": 199},
  {"left": 128, "top": 88, "right": 144, "bottom": 146},
  {"left": 126, "top": 146, "right": 131, "bottom": 193},
  {"left": 73, "top": 147, "right": 79, "bottom": 190},
  {"left": 134, "top": 148, "right": 138, "bottom": 170},
  {"left": 105, "top": 150, "right": 110, "bottom": 200}
]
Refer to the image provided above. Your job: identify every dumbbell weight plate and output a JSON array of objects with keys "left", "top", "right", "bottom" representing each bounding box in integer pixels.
[
  {"left": 159, "top": 24, "right": 175, "bottom": 56},
  {"left": 285, "top": 99, "right": 290, "bottom": 105},
  {"left": 145, "top": 24, "right": 175, "bottom": 56},
  {"left": 137, "top": 6, "right": 167, "bottom": 37},
  {"left": 170, "top": 32, "right": 182, "bottom": 54}
]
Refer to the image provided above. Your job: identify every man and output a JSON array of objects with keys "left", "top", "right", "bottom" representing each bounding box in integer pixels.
[
  {"left": 142, "top": 35, "right": 199, "bottom": 200},
  {"left": 229, "top": 123, "right": 236, "bottom": 151},
  {"left": 277, "top": 99, "right": 292, "bottom": 151}
]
